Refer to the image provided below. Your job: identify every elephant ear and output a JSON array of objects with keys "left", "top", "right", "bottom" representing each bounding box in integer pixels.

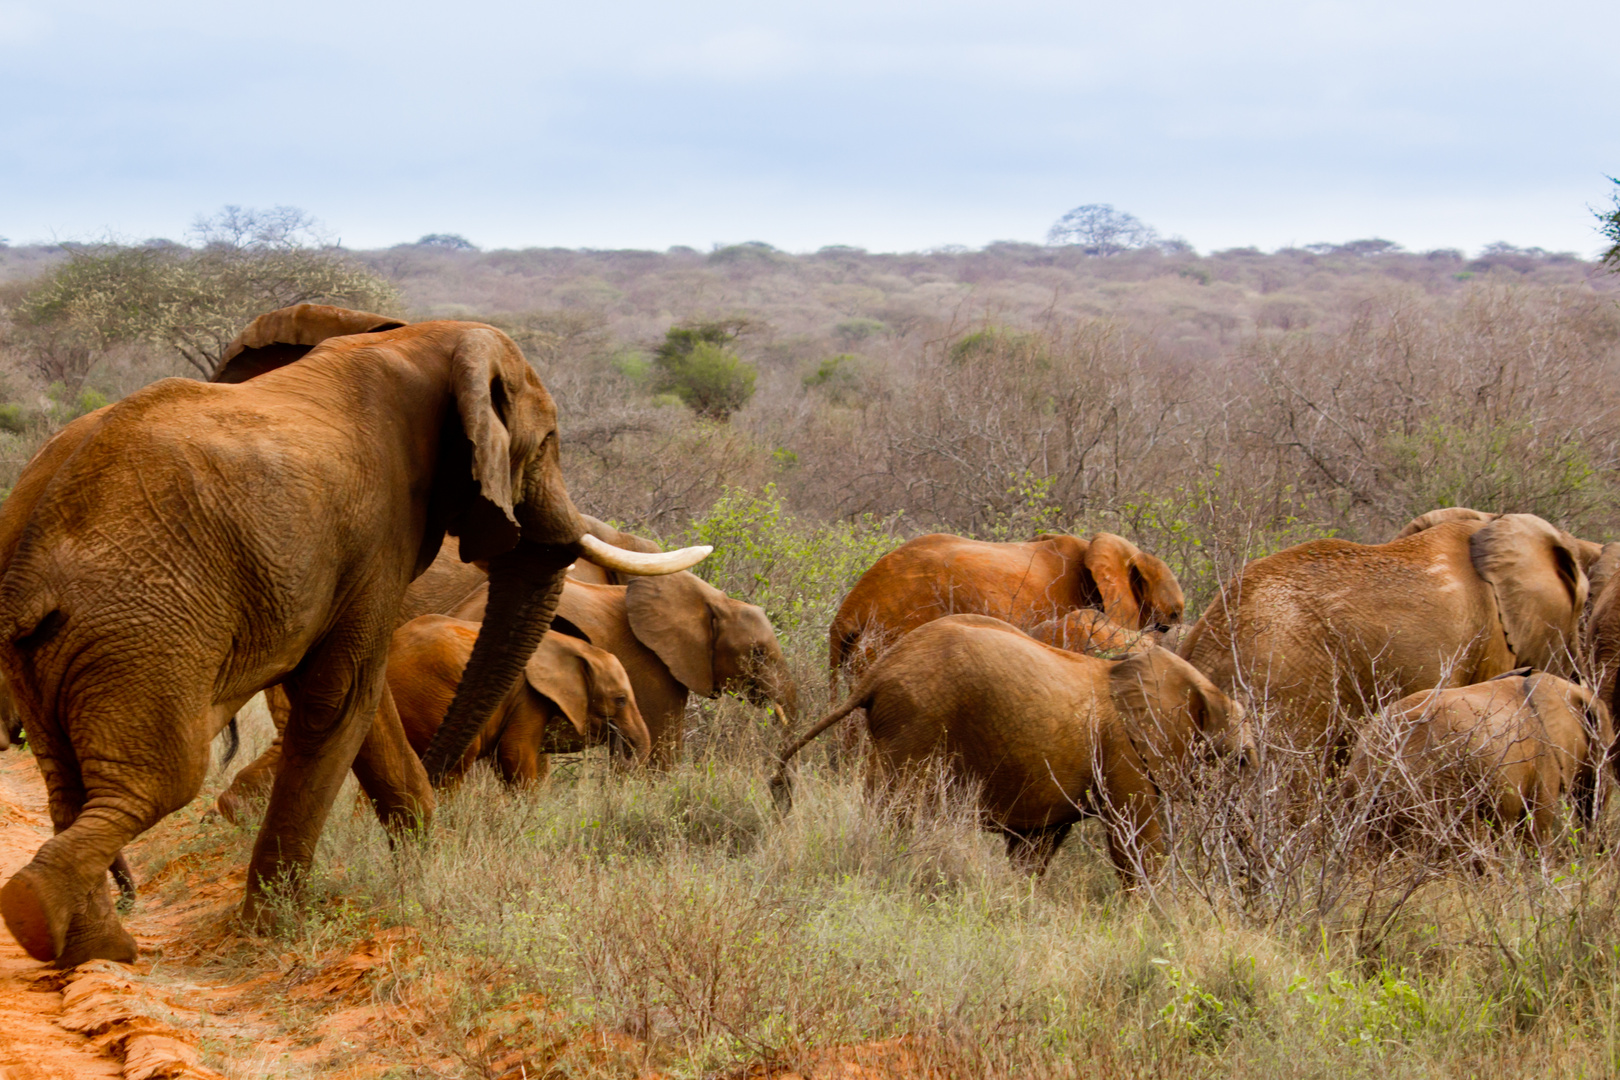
[
  {"left": 445, "top": 328, "right": 527, "bottom": 561},
  {"left": 1471, "top": 513, "right": 1587, "bottom": 669},
  {"left": 211, "top": 303, "right": 405, "bottom": 383},
  {"left": 1108, "top": 648, "right": 1207, "bottom": 770},
  {"left": 524, "top": 636, "right": 592, "bottom": 739},
  {"left": 625, "top": 572, "right": 719, "bottom": 696},
  {"left": 1582, "top": 542, "right": 1620, "bottom": 603},
  {"left": 1392, "top": 506, "right": 1497, "bottom": 541},
  {"left": 1083, "top": 533, "right": 1146, "bottom": 629}
]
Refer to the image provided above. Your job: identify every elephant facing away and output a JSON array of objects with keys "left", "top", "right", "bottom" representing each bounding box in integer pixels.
[
  {"left": 828, "top": 532, "right": 1184, "bottom": 685},
  {"left": 1345, "top": 672, "right": 1616, "bottom": 853},
  {"left": 773, "top": 615, "right": 1251, "bottom": 884},
  {"left": 388, "top": 615, "right": 650, "bottom": 784},
  {"left": 0, "top": 307, "right": 706, "bottom": 966},
  {"left": 457, "top": 572, "right": 800, "bottom": 766},
  {"left": 1181, "top": 513, "right": 1586, "bottom": 750}
]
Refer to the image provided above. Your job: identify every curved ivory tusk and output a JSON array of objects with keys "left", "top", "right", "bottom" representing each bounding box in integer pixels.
[{"left": 577, "top": 533, "right": 712, "bottom": 576}]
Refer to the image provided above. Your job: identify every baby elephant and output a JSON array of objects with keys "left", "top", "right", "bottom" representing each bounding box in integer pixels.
[
  {"left": 1345, "top": 672, "right": 1616, "bottom": 853},
  {"left": 390, "top": 615, "right": 651, "bottom": 785},
  {"left": 772, "top": 614, "right": 1251, "bottom": 884}
]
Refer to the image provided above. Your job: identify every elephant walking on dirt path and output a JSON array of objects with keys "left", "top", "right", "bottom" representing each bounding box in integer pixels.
[{"left": 0, "top": 305, "right": 706, "bottom": 966}]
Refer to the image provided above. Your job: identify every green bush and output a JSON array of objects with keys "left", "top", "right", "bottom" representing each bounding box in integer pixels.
[{"left": 653, "top": 322, "right": 758, "bottom": 421}]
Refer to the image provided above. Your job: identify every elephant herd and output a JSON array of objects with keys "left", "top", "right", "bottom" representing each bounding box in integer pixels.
[
  {"left": 0, "top": 302, "right": 1615, "bottom": 970},
  {"left": 774, "top": 508, "right": 1620, "bottom": 885}
]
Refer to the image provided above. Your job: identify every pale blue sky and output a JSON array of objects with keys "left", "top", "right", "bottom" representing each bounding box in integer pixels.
[{"left": 2, "top": 0, "right": 1615, "bottom": 254}]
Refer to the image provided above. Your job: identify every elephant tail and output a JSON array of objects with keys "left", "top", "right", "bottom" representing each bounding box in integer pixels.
[
  {"left": 218, "top": 714, "right": 240, "bottom": 766},
  {"left": 769, "top": 688, "right": 871, "bottom": 811},
  {"left": 109, "top": 850, "right": 136, "bottom": 908}
]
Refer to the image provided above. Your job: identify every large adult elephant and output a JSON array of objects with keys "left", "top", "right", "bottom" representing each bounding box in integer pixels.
[
  {"left": 773, "top": 615, "right": 1250, "bottom": 883},
  {"left": 828, "top": 532, "right": 1184, "bottom": 684},
  {"left": 1181, "top": 513, "right": 1587, "bottom": 749},
  {"left": 455, "top": 573, "right": 799, "bottom": 765},
  {"left": 0, "top": 305, "right": 706, "bottom": 966}
]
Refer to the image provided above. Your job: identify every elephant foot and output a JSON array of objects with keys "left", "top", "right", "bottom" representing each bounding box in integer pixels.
[
  {"left": 54, "top": 906, "right": 137, "bottom": 968},
  {"left": 2, "top": 863, "right": 137, "bottom": 966},
  {"left": 1, "top": 867, "right": 63, "bottom": 962}
]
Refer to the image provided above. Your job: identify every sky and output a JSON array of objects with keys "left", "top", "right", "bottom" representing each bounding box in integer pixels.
[{"left": 2, "top": 1, "right": 1617, "bottom": 256}]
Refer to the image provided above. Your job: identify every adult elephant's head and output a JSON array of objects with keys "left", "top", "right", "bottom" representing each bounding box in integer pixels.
[
  {"left": 1073, "top": 533, "right": 1185, "bottom": 631},
  {"left": 624, "top": 572, "right": 801, "bottom": 724},
  {"left": 217, "top": 304, "right": 709, "bottom": 783}
]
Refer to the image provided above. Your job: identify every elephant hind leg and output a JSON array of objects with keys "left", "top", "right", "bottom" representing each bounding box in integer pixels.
[
  {"left": 3, "top": 723, "right": 208, "bottom": 965},
  {"left": 1002, "top": 822, "right": 1074, "bottom": 876}
]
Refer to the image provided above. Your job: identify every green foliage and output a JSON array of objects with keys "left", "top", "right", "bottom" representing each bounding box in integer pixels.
[
  {"left": 653, "top": 321, "right": 758, "bottom": 420},
  {"left": 1289, "top": 968, "right": 1439, "bottom": 1054},
  {"left": 801, "top": 353, "right": 880, "bottom": 407},
  {"left": 1597, "top": 176, "right": 1620, "bottom": 269},
  {"left": 947, "top": 325, "right": 1047, "bottom": 367},
  {"left": 682, "top": 483, "right": 902, "bottom": 635},
  {"left": 8, "top": 209, "right": 401, "bottom": 384},
  {"left": 1378, "top": 418, "right": 1611, "bottom": 534}
]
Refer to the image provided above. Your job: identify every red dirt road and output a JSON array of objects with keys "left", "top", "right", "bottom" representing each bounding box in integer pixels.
[{"left": 0, "top": 758, "right": 124, "bottom": 1079}]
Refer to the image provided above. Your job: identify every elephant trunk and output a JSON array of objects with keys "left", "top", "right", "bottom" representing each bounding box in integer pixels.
[{"left": 421, "top": 543, "right": 573, "bottom": 784}]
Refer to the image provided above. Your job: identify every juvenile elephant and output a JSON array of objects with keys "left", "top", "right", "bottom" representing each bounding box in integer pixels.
[
  {"left": 1181, "top": 513, "right": 1586, "bottom": 749},
  {"left": 1345, "top": 672, "right": 1615, "bottom": 852},
  {"left": 828, "top": 532, "right": 1183, "bottom": 685},
  {"left": 456, "top": 572, "right": 799, "bottom": 765},
  {"left": 0, "top": 304, "right": 706, "bottom": 965},
  {"left": 1027, "top": 609, "right": 1159, "bottom": 658},
  {"left": 773, "top": 615, "right": 1250, "bottom": 884},
  {"left": 389, "top": 615, "right": 650, "bottom": 784}
]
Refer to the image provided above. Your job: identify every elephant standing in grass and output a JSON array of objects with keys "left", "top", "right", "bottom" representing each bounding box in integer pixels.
[
  {"left": 1345, "top": 672, "right": 1616, "bottom": 853},
  {"left": 828, "top": 532, "right": 1184, "bottom": 685},
  {"left": 773, "top": 615, "right": 1250, "bottom": 884},
  {"left": 455, "top": 572, "right": 800, "bottom": 765},
  {"left": 388, "top": 615, "right": 649, "bottom": 785},
  {"left": 0, "top": 304, "right": 706, "bottom": 966},
  {"left": 1181, "top": 513, "right": 1587, "bottom": 750}
]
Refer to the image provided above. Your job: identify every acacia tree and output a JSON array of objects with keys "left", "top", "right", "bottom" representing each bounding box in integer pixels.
[
  {"left": 1046, "top": 204, "right": 1159, "bottom": 255},
  {"left": 652, "top": 319, "right": 758, "bottom": 421},
  {"left": 6, "top": 207, "right": 401, "bottom": 387},
  {"left": 1598, "top": 177, "right": 1620, "bottom": 268}
]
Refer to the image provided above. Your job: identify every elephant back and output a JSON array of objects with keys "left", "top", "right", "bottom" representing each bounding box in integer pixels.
[{"left": 212, "top": 304, "right": 406, "bottom": 383}]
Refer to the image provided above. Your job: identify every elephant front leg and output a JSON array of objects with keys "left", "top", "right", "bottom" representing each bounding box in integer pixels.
[{"left": 242, "top": 641, "right": 386, "bottom": 927}]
